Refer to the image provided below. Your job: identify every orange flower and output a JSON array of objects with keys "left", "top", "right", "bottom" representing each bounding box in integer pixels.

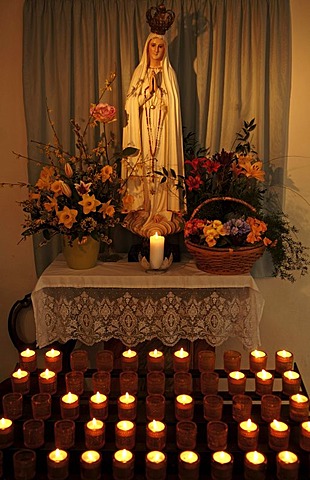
[
  {"left": 99, "top": 200, "right": 115, "bottom": 218},
  {"left": 44, "top": 196, "right": 58, "bottom": 212},
  {"left": 56, "top": 206, "right": 78, "bottom": 228},
  {"left": 50, "top": 180, "right": 63, "bottom": 197},
  {"left": 36, "top": 166, "right": 55, "bottom": 189},
  {"left": 100, "top": 165, "right": 113, "bottom": 182}
]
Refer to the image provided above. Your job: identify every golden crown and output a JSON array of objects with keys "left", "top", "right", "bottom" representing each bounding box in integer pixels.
[{"left": 146, "top": 3, "right": 175, "bottom": 35}]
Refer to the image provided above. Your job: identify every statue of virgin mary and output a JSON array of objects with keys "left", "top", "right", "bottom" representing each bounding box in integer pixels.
[{"left": 122, "top": 5, "right": 185, "bottom": 238}]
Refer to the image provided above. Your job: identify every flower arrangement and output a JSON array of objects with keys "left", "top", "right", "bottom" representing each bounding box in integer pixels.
[{"left": 2, "top": 73, "right": 135, "bottom": 249}]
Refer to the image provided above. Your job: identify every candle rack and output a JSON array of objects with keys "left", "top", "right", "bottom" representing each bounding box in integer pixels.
[{"left": 0, "top": 362, "right": 309, "bottom": 479}]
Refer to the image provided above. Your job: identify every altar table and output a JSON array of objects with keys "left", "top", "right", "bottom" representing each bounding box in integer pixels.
[{"left": 31, "top": 255, "right": 264, "bottom": 350}]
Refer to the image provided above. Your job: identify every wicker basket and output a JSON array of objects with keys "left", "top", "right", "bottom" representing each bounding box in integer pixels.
[{"left": 185, "top": 196, "right": 265, "bottom": 275}]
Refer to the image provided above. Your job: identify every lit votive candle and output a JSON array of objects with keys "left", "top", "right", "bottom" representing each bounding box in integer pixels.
[
  {"left": 150, "top": 232, "right": 165, "bottom": 269},
  {"left": 228, "top": 371, "right": 246, "bottom": 395},
  {"left": 89, "top": 392, "right": 108, "bottom": 421},
  {"left": 39, "top": 369, "right": 57, "bottom": 394},
  {"left": 175, "top": 394, "right": 194, "bottom": 421},
  {"left": 118, "top": 393, "right": 137, "bottom": 421},
  {"left": 147, "top": 349, "right": 165, "bottom": 372},
  {"left": 238, "top": 419, "right": 259, "bottom": 452},
  {"left": 19, "top": 348, "right": 37, "bottom": 373},
  {"left": 113, "top": 449, "right": 134, "bottom": 480},
  {"left": 80, "top": 450, "right": 102, "bottom": 480},
  {"left": 276, "top": 451, "right": 299, "bottom": 480},
  {"left": 45, "top": 348, "right": 63, "bottom": 373},
  {"left": 275, "top": 350, "right": 294, "bottom": 374},
  {"left": 282, "top": 370, "right": 301, "bottom": 396},
  {"left": 121, "top": 349, "right": 138, "bottom": 372},
  {"left": 178, "top": 451, "right": 200, "bottom": 480},
  {"left": 255, "top": 369, "right": 274, "bottom": 396},
  {"left": 146, "top": 420, "right": 167, "bottom": 451},
  {"left": 0, "top": 417, "right": 14, "bottom": 448},
  {"left": 11, "top": 368, "right": 30, "bottom": 394},
  {"left": 300, "top": 421, "right": 310, "bottom": 452},
  {"left": 211, "top": 451, "right": 234, "bottom": 480},
  {"left": 268, "top": 419, "right": 290, "bottom": 451},
  {"left": 115, "top": 420, "right": 136, "bottom": 450},
  {"left": 47, "top": 448, "right": 69, "bottom": 480},
  {"left": 173, "top": 348, "right": 190, "bottom": 372},
  {"left": 249, "top": 350, "right": 267, "bottom": 374},
  {"left": 145, "top": 451, "right": 167, "bottom": 480},
  {"left": 289, "top": 393, "right": 309, "bottom": 422},
  {"left": 60, "top": 392, "right": 79, "bottom": 420},
  {"left": 84, "top": 418, "right": 105, "bottom": 450},
  {"left": 244, "top": 451, "right": 267, "bottom": 480}
]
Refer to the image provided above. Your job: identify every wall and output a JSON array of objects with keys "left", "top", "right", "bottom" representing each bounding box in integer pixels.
[{"left": 0, "top": 1, "right": 309, "bottom": 390}]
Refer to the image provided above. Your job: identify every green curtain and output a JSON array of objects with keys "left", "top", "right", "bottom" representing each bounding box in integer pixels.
[{"left": 23, "top": 0, "right": 291, "bottom": 277}]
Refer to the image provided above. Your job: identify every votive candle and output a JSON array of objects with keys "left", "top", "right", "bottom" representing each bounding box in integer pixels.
[
  {"left": 175, "top": 394, "right": 194, "bottom": 421},
  {"left": 45, "top": 348, "right": 63, "bottom": 373},
  {"left": 223, "top": 350, "right": 241, "bottom": 373},
  {"left": 232, "top": 394, "right": 252, "bottom": 422},
  {"left": 19, "top": 348, "right": 37, "bottom": 373},
  {"left": 238, "top": 419, "right": 259, "bottom": 451},
  {"left": 147, "top": 371, "right": 165, "bottom": 395},
  {"left": 89, "top": 392, "right": 108, "bottom": 421},
  {"left": 244, "top": 451, "right": 267, "bottom": 480},
  {"left": 80, "top": 450, "right": 102, "bottom": 480},
  {"left": 260, "top": 394, "right": 282, "bottom": 422},
  {"left": 249, "top": 350, "right": 267, "bottom": 373},
  {"left": 173, "top": 348, "right": 190, "bottom": 372},
  {"left": 39, "top": 369, "right": 57, "bottom": 394},
  {"left": 268, "top": 419, "right": 290, "bottom": 451},
  {"left": 276, "top": 451, "right": 299, "bottom": 480},
  {"left": 211, "top": 451, "right": 234, "bottom": 480},
  {"left": 174, "top": 372, "right": 193, "bottom": 396},
  {"left": 115, "top": 420, "right": 136, "bottom": 450},
  {"left": 121, "top": 349, "right": 138, "bottom": 372},
  {"left": 119, "top": 371, "right": 138, "bottom": 395},
  {"left": 145, "top": 451, "right": 167, "bottom": 480},
  {"left": 96, "top": 349, "right": 114, "bottom": 372},
  {"left": 300, "top": 421, "right": 310, "bottom": 452},
  {"left": 91, "top": 371, "right": 111, "bottom": 395},
  {"left": 118, "top": 393, "right": 137, "bottom": 421},
  {"left": 60, "top": 392, "right": 79, "bottom": 420},
  {"left": 200, "top": 372, "right": 219, "bottom": 395},
  {"left": 84, "top": 418, "right": 105, "bottom": 450},
  {"left": 207, "top": 420, "right": 228, "bottom": 451},
  {"left": 275, "top": 350, "right": 294, "bottom": 374},
  {"left": 47, "top": 448, "right": 69, "bottom": 480},
  {"left": 282, "top": 370, "right": 301, "bottom": 396},
  {"left": 228, "top": 371, "right": 246, "bottom": 395},
  {"left": 113, "top": 449, "right": 134, "bottom": 480},
  {"left": 198, "top": 350, "right": 216, "bottom": 373},
  {"left": 289, "top": 393, "right": 309, "bottom": 422},
  {"left": 147, "top": 349, "right": 164, "bottom": 372},
  {"left": 0, "top": 417, "right": 14, "bottom": 448},
  {"left": 255, "top": 370, "right": 274, "bottom": 396},
  {"left": 146, "top": 420, "right": 167, "bottom": 451},
  {"left": 203, "top": 394, "right": 223, "bottom": 421},
  {"left": 178, "top": 451, "right": 200, "bottom": 480},
  {"left": 11, "top": 368, "right": 30, "bottom": 394},
  {"left": 70, "top": 349, "right": 88, "bottom": 372}
]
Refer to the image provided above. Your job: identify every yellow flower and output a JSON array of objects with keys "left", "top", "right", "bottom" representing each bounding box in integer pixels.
[
  {"left": 44, "top": 196, "right": 58, "bottom": 212},
  {"left": 99, "top": 200, "right": 115, "bottom": 218},
  {"left": 78, "top": 194, "right": 101, "bottom": 214},
  {"left": 56, "top": 206, "right": 78, "bottom": 229},
  {"left": 60, "top": 181, "right": 72, "bottom": 197},
  {"left": 64, "top": 163, "right": 73, "bottom": 178},
  {"left": 238, "top": 155, "right": 265, "bottom": 182},
  {"left": 50, "top": 180, "right": 63, "bottom": 197},
  {"left": 100, "top": 165, "right": 113, "bottom": 182},
  {"left": 36, "top": 166, "right": 55, "bottom": 189},
  {"left": 122, "top": 193, "right": 135, "bottom": 212}
]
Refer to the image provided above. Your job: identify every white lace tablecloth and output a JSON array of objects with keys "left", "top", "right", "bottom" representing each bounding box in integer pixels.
[{"left": 32, "top": 255, "right": 264, "bottom": 350}]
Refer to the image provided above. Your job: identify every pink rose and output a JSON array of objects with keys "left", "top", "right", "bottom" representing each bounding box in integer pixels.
[{"left": 90, "top": 103, "right": 116, "bottom": 123}]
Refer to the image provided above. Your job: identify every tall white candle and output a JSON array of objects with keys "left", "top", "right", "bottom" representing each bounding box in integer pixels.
[{"left": 150, "top": 232, "right": 165, "bottom": 269}]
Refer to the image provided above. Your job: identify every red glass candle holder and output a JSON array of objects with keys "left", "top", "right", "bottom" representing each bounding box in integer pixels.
[
  {"left": 244, "top": 451, "right": 267, "bottom": 480},
  {"left": 207, "top": 421, "right": 228, "bottom": 451},
  {"left": 39, "top": 369, "right": 57, "bottom": 395},
  {"left": 60, "top": 392, "right": 79, "bottom": 420},
  {"left": 238, "top": 419, "right": 259, "bottom": 452},
  {"left": 173, "top": 348, "right": 190, "bottom": 372},
  {"left": 146, "top": 420, "right": 167, "bottom": 451},
  {"left": 89, "top": 392, "right": 108, "bottom": 420},
  {"left": 19, "top": 348, "right": 37, "bottom": 373},
  {"left": 211, "top": 451, "right": 234, "bottom": 480},
  {"left": 146, "top": 394, "right": 166, "bottom": 421},
  {"left": 232, "top": 394, "right": 252, "bottom": 422},
  {"left": 175, "top": 394, "right": 194, "bottom": 421},
  {"left": 249, "top": 350, "right": 267, "bottom": 373},
  {"left": 84, "top": 418, "right": 105, "bottom": 450},
  {"left": 11, "top": 368, "right": 30, "bottom": 394},
  {"left": 65, "top": 371, "right": 84, "bottom": 395},
  {"left": 13, "top": 449, "right": 36, "bottom": 480},
  {"left": 260, "top": 394, "right": 282, "bottom": 422},
  {"left": 2, "top": 392, "right": 23, "bottom": 420},
  {"left": 223, "top": 350, "right": 241, "bottom": 373},
  {"left": 113, "top": 450, "right": 134, "bottom": 480},
  {"left": 147, "top": 372, "right": 165, "bottom": 395},
  {"left": 145, "top": 451, "right": 167, "bottom": 480},
  {"left": 54, "top": 420, "right": 75, "bottom": 450},
  {"left": 255, "top": 370, "right": 274, "bottom": 396},
  {"left": 176, "top": 420, "right": 197, "bottom": 451},
  {"left": 282, "top": 370, "right": 301, "bottom": 396},
  {"left": 44, "top": 348, "right": 63, "bottom": 373},
  {"left": 115, "top": 420, "right": 136, "bottom": 450},
  {"left": 92, "top": 371, "right": 111, "bottom": 395},
  {"left": 23, "top": 419, "right": 45, "bottom": 449},
  {"left": 119, "top": 371, "right": 138, "bottom": 395},
  {"left": 268, "top": 420, "right": 290, "bottom": 451},
  {"left": 276, "top": 451, "right": 299, "bottom": 480},
  {"left": 0, "top": 417, "right": 14, "bottom": 448},
  {"left": 289, "top": 394, "right": 309, "bottom": 422},
  {"left": 178, "top": 451, "right": 200, "bottom": 480},
  {"left": 96, "top": 349, "right": 114, "bottom": 372},
  {"left": 174, "top": 372, "right": 193, "bottom": 396},
  {"left": 228, "top": 371, "right": 246, "bottom": 395},
  {"left": 47, "top": 449, "right": 69, "bottom": 480},
  {"left": 70, "top": 349, "right": 89, "bottom": 372},
  {"left": 200, "top": 372, "right": 219, "bottom": 395},
  {"left": 121, "top": 349, "right": 138, "bottom": 372},
  {"left": 300, "top": 421, "right": 310, "bottom": 452},
  {"left": 203, "top": 394, "right": 223, "bottom": 421},
  {"left": 147, "top": 349, "right": 165, "bottom": 372},
  {"left": 80, "top": 450, "right": 102, "bottom": 480},
  {"left": 198, "top": 350, "right": 215, "bottom": 373},
  {"left": 117, "top": 393, "right": 137, "bottom": 421},
  {"left": 31, "top": 393, "right": 52, "bottom": 420},
  {"left": 275, "top": 350, "right": 294, "bottom": 374}
]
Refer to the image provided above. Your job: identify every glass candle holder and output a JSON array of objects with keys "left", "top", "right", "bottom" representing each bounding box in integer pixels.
[
  {"left": 203, "top": 394, "right": 223, "bottom": 421},
  {"left": 176, "top": 421, "right": 197, "bottom": 451},
  {"left": 244, "top": 451, "right": 267, "bottom": 480},
  {"left": 255, "top": 370, "right": 274, "bottom": 396},
  {"left": 207, "top": 420, "right": 228, "bottom": 451},
  {"left": 92, "top": 371, "right": 111, "bottom": 395},
  {"left": 121, "top": 349, "right": 138, "bottom": 372},
  {"left": 45, "top": 348, "right": 63, "bottom": 373},
  {"left": 175, "top": 394, "right": 194, "bottom": 421},
  {"left": 174, "top": 372, "right": 193, "bottom": 395},
  {"left": 145, "top": 451, "right": 167, "bottom": 480},
  {"left": 54, "top": 419, "right": 75, "bottom": 450},
  {"left": 118, "top": 393, "right": 137, "bottom": 421},
  {"left": 147, "top": 349, "right": 165, "bottom": 372},
  {"left": 65, "top": 371, "right": 84, "bottom": 395},
  {"left": 11, "top": 368, "right": 30, "bottom": 394},
  {"left": 261, "top": 394, "right": 282, "bottom": 422},
  {"left": 276, "top": 451, "right": 299, "bottom": 480},
  {"left": 13, "top": 449, "right": 36, "bottom": 480},
  {"left": 39, "top": 369, "right": 57, "bottom": 394},
  {"left": 60, "top": 392, "right": 79, "bottom": 420},
  {"left": 200, "top": 371, "right": 219, "bottom": 395},
  {"left": 228, "top": 371, "right": 246, "bottom": 395},
  {"left": 70, "top": 349, "right": 89, "bottom": 372},
  {"left": 115, "top": 420, "right": 136, "bottom": 450},
  {"left": 300, "top": 421, "right": 310, "bottom": 452},
  {"left": 146, "top": 394, "right": 166, "bottom": 421},
  {"left": 211, "top": 451, "right": 234, "bottom": 480},
  {"left": 268, "top": 419, "right": 290, "bottom": 451},
  {"left": 173, "top": 348, "right": 190, "bottom": 372},
  {"left": 289, "top": 393, "right": 309, "bottom": 422},
  {"left": 282, "top": 370, "right": 301, "bottom": 396},
  {"left": 238, "top": 419, "right": 259, "bottom": 452},
  {"left": 147, "top": 372, "right": 165, "bottom": 395},
  {"left": 249, "top": 350, "right": 267, "bottom": 374},
  {"left": 178, "top": 451, "right": 200, "bottom": 480},
  {"left": 96, "top": 350, "right": 114, "bottom": 372},
  {"left": 89, "top": 392, "right": 108, "bottom": 420},
  {"left": 232, "top": 394, "right": 252, "bottom": 422},
  {"left": 84, "top": 418, "right": 105, "bottom": 450},
  {"left": 47, "top": 449, "right": 69, "bottom": 480},
  {"left": 119, "top": 371, "right": 139, "bottom": 395},
  {"left": 275, "top": 350, "right": 294, "bottom": 374},
  {"left": 223, "top": 350, "right": 241, "bottom": 373},
  {"left": 23, "top": 419, "right": 45, "bottom": 449},
  {"left": 198, "top": 350, "right": 215, "bottom": 373},
  {"left": 113, "top": 450, "right": 134, "bottom": 480},
  {"left": 31, "top": 393, "right": 52, "bottom": 420},
  {"left": 80, "top": 450, "right": 102, "bottom": 480},
  {"left": 19, "top": 348, "right": 37, "bottom": 373},
  {"left": 146, "top": 420, "right": 167, "bottom": 451},
  {"left": 0, "top": 417, "right": 14, "bottom": 448},
  {"left": 2, "top": 392, "right": 23, "bottom": 420}
]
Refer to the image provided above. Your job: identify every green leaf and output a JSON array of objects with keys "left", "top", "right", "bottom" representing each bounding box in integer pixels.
[{"left": 121, "top": 147, "right": 139, "bottom": 157}]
